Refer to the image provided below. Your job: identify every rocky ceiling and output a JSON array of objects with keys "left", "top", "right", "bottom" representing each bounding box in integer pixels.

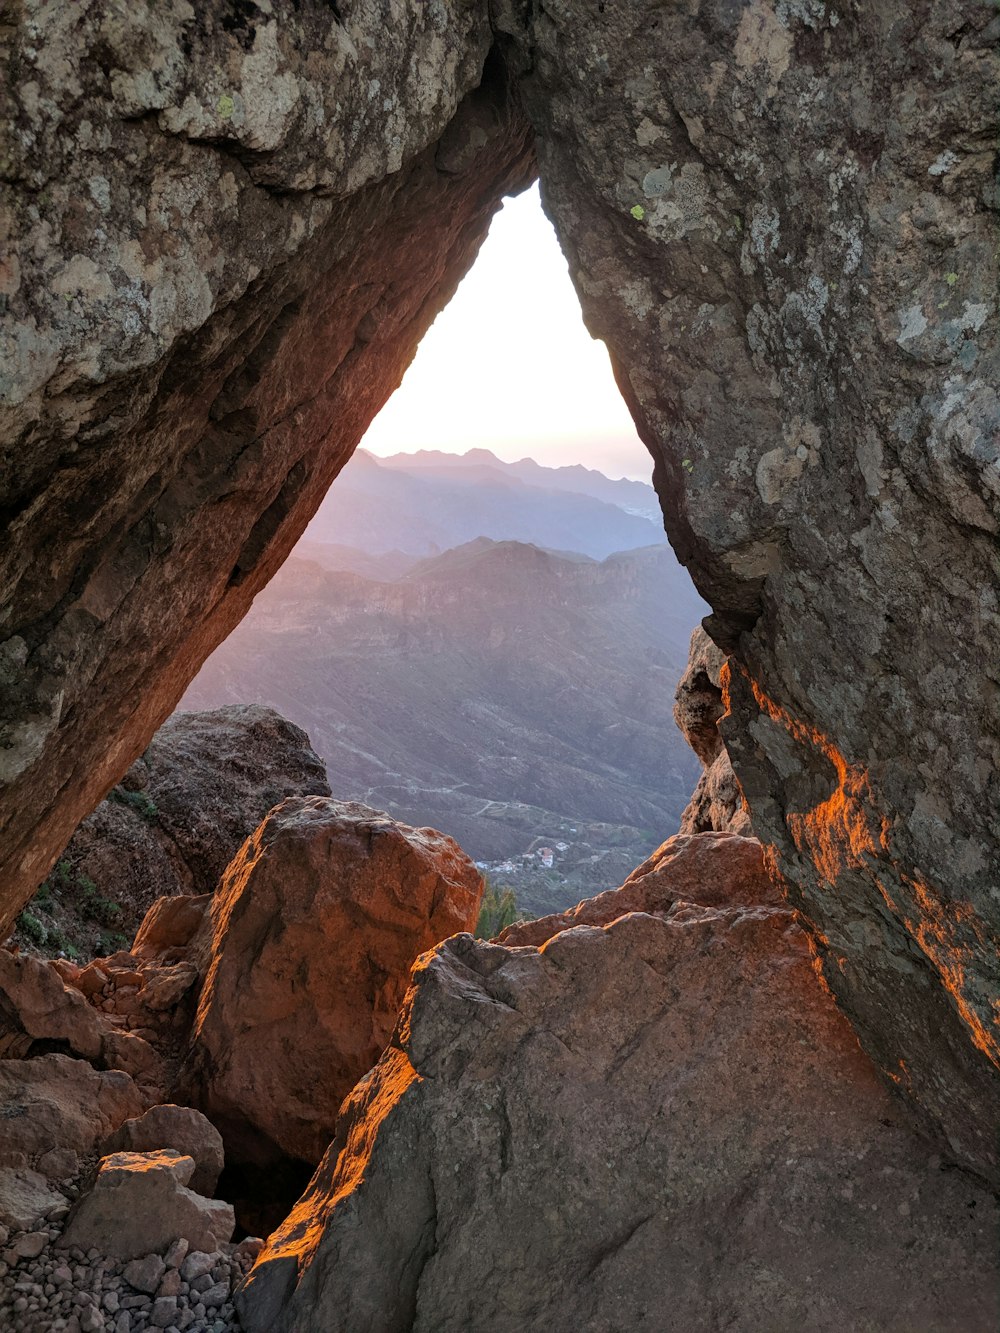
[{"left": 1, "top": 1, "right": 998, "bottom": 1181}]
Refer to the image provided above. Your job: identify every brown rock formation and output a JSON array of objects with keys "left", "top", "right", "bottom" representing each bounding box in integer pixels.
[
  {"left": 496, "top": 1, "right": 1000, "bottom": 1178},
  {"left": 1, "top": 0, "right": 998, "bottom": 1181},
  {"left": 238, "top": 859, "right": 998, "bottom": 1331},
  {"left": 498, "top": 830, "right": 777, "bottom": 947},
  {"left": 673, "top": 628, "right": 751, "bottom": 836},
  {"left": 60, "top": 1151, "right": 234, "bottom": 1262},
  {"left": 14, "top": 705, "right": 329, "bottom": 958},
  {"left": 0, "top": 6, "right": 534, "bottom": 936},
  {"left": 186, "top": 798, "right": 483, "bottom": 1165},
  {"left": 0, "top": 1053, "right": 144, "bottom": 1166}
]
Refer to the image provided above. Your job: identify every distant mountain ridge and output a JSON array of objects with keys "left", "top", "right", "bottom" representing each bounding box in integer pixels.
[
  {"left": 182, "top": 537, "right": 705, "bottom": 908},
  {"left": 378, "top": 448, "right": 661, "bottom": 519},
  {"left": 305, "top": 448, "right": 663, "bottom": 560}
]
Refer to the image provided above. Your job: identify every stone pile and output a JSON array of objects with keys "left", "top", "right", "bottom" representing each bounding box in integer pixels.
[{"left": 0, "top": 1208, "right": 260, "bottom": 1333}]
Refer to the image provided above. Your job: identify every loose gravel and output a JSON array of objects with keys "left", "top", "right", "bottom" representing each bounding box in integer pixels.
[{"left": 0, "top": 1212, "right": 263, "bottom": 1333}]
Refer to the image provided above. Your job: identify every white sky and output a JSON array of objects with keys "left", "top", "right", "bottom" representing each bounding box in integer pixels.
[{"left": 361, "top": 183, "right": 653, "bottom": 482}]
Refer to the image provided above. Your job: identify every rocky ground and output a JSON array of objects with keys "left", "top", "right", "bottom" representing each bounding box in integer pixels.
[{"left": 0, "top": 1217, "right": 258, "bottom": 1333}]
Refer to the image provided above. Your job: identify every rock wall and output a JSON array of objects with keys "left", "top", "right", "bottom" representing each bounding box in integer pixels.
[
  {"left": 2, "top": 0, "right": 999, "bottom": 1182},
  {"left": 0, "top": 2, "right": 534, "bottom": 936},
  {"left": 498, "top": 0, "right": 1000, "bottom": 1178}
]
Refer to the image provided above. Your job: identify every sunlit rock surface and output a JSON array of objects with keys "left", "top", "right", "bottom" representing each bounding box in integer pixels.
[
  {"left": 238, "top": 852, "right": 998, "bottom": 1331},
  {"left": 497, "top": 0, "right": 1000, "bottom": 1178},
  {"left": 673, "top": 628, "right": 751, "bottom": 836},
  {"left": 185, "top": 797, "right": 483, "bottom": 1165},
  {"left": 0, "top": 2, "right": 534, "bottom": 934}
]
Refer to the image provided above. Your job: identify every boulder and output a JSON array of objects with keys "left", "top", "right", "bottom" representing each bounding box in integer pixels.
[
  {"left": 0, "top": 1054, "right": 144, "bottom": 1160},
  {"left": 0, "top": 949, "right": 103, "bottom": 1059},
  {"left": 239, "top": 907, "right": 999, "bottom": 1332},
  {"left": 188, "top": 797, "right": 483, "bottom": 1164},
  {"left": 102, "top": 1105, "right": 224, "bottom": 1196},
  {"left": 499, "top": 831, "right": 779, "bottom": 947},
  {"left": 132, "top": 895, "right": 211, "bottom": 961},
  {"left": 13, "top": 708, "right": 330, "bottom": 961},
  {"left": 60, "top": 1151, "right": 234, "bottom": 1261},
  {"left": 0, "top": 1168, "right": 63, "bottom": 1232}
]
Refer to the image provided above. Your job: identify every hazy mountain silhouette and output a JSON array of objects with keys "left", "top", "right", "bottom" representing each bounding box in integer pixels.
[{"left": 304, "top": 449, "right": 663, "bottom": 560}]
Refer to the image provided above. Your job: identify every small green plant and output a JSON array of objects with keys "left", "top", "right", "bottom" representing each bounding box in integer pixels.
[
  {"left": 110, "top": 787, "right": 158, "bottom": 823},
  {"left": 630, "top": 203, "right": 645, "bottom": 221},
  {"left": 95, "top": 930, "right": 128, "bottom": 956},
  {"left": 33, "top": 881, "right": 54, "bottom": 913},
  {"left": 476, "top": 882, "right": 521, "bottom": 939},
  {"left": 17, "top": 911, "right": 47, "bottom": 946}
]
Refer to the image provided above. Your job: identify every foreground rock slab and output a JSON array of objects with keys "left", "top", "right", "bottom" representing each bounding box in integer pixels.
[
  {"left": 239, "top": 889, "right": 998, "bottom": 1330},
  {"left": 101, "top": 1104, "right": 224, "bottom": 1197},
  {"left": 188, "top": 797, "right": 483, "bottom": 1165}
]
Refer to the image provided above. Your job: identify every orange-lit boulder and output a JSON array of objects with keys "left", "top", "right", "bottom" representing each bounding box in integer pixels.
[
  {"left": 239, "top": 901, "right": 998, "bottom": 1332},
  {"left": 498, "top": 830, "right": 780, "bottom": 946},
  {"left": 187, "top": 798, "right": 483, "bottom": 1164}
]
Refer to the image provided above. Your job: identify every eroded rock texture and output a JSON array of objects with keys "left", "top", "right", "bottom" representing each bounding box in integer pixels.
[
  {"left": 0, "top": 2, "right": 533, "bottom": 933},
  {"left": 237, "top": 844, "right": 998, "bottom": 1332},
  {"left": 673, "top": 627, "right": 751, "bottom": 835},
  {"left": 497, "top": 1, "right": 1000, "bottom": 1177},
  {"left": 3, "top": 0, "right": 999, "bottom": 1185}
]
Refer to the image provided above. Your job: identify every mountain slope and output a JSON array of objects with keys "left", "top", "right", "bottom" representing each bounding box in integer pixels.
[
  {"left": 181, "top": 540, "right": 705, "bottom": 908},
  {"left": 305, "top": 449, "right": 663, "bottom": 559}
]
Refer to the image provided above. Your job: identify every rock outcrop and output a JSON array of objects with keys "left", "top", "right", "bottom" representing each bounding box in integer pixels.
[
  {"left": 101, "top": 1105, "right": 224, "bottom": 1197},
  {"left": 498, "top": 0, "right": 1000, "bottom": 1178},
  {"left": 0, "top": 3, "right": 534, "bottom": 937},
  {"left": 187, "top": 798, "right": 484, "bottom": 1164},
  {"left": 2, "top": 0, "right": 998, "bottom": 1185},
  {"left": 498, "top": 830, "right": 776, "bottom": 947},
  {"left": 238, "top": 848, "right": 998, "bottom": 1331},
  {"left": 673, "top": 628, "right": 751, "bottom": 836},
  {"left": 13, "top": 705, "right": 330, "bottom": 958}
]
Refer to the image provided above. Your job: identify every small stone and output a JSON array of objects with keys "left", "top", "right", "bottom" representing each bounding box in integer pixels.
[
  {"left": 149, "top": 1295, "right": 177, "bottom": 1328},
  {"left": 201, "top": 1280, "right": 229, "bottom": 1308},
  {"left": 80, "top": 1306, "right": 106, "bottom": 1331},
  {"left": 38, "top": 1148, "right": 81, "bottom": 1182},
  {"left": 115, "top": 1313, "right": 132, "bottom": 1333},
  {"left": 13, "top": 1231, "right": 48, "bottom": 1259},
  {"left": 104, "top": 1291, "right": 120, "bottom": 1313},
  {"left": 157, "top": 1268, "right": 181, "bottom": 1298},
  {"left": 162, "top": 1238, "right": 187, "bottom": 1270},
  {"left": 179, "top": 1251, "right": 214, "bottom": 1283},
  {"left": 123, "top": 1254, "right": 165, "bottom": 1295}
]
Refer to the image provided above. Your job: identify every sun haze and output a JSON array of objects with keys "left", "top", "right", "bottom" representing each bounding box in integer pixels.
[{"left": 360, "top": 183, "right": 652, "bottom": 482}]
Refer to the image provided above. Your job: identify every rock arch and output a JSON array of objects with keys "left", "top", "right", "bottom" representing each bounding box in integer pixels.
[{"left": 2, "top": 1, "right": 999, "bottom": 1181}]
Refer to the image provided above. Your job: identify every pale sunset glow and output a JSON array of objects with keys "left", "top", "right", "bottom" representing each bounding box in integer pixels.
[{"left": 361, "top": 183, "right": 652, "bottom": 482}]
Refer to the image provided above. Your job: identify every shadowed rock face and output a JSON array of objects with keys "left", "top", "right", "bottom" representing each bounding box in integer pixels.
[
  {"left": 497, "top": 1, "right": 1000, "bottom": 1177},
  {"left": 2, "top": 0, "right": 999, "bottom": 1182},
  {"left": 673, "top": 628, "right": 751, "bottom": 836},
  {"left": 0, "top": 3, "right": 534, "bottom": 936}
]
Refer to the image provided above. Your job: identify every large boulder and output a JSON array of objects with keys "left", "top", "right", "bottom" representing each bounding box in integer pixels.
[
  {"left": 238, "top": 893, "right": 998, "bottom": 1332},
  {"left": 60, "top": 1151, "right": 234, "bottom": 1262},
  {"left": 672, "top": 628, "right": 751, "bottom": 836},
  {"left": 101, "top": 1104, "right": 224, "bottom": 1197},
  {"left": 187, "top": 797, "right": 483, "bottom": 1164},
  {"left": 0, "top": 1054, "right": 144, "bottom": 1161}
]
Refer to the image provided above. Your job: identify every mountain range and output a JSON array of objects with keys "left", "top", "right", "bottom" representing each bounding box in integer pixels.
[
  {"left": 303, "top": 448, "right": 664, "bottom": 561},
  {"left": 182, "top": 531, "right": 706, "bottom": 913}
]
